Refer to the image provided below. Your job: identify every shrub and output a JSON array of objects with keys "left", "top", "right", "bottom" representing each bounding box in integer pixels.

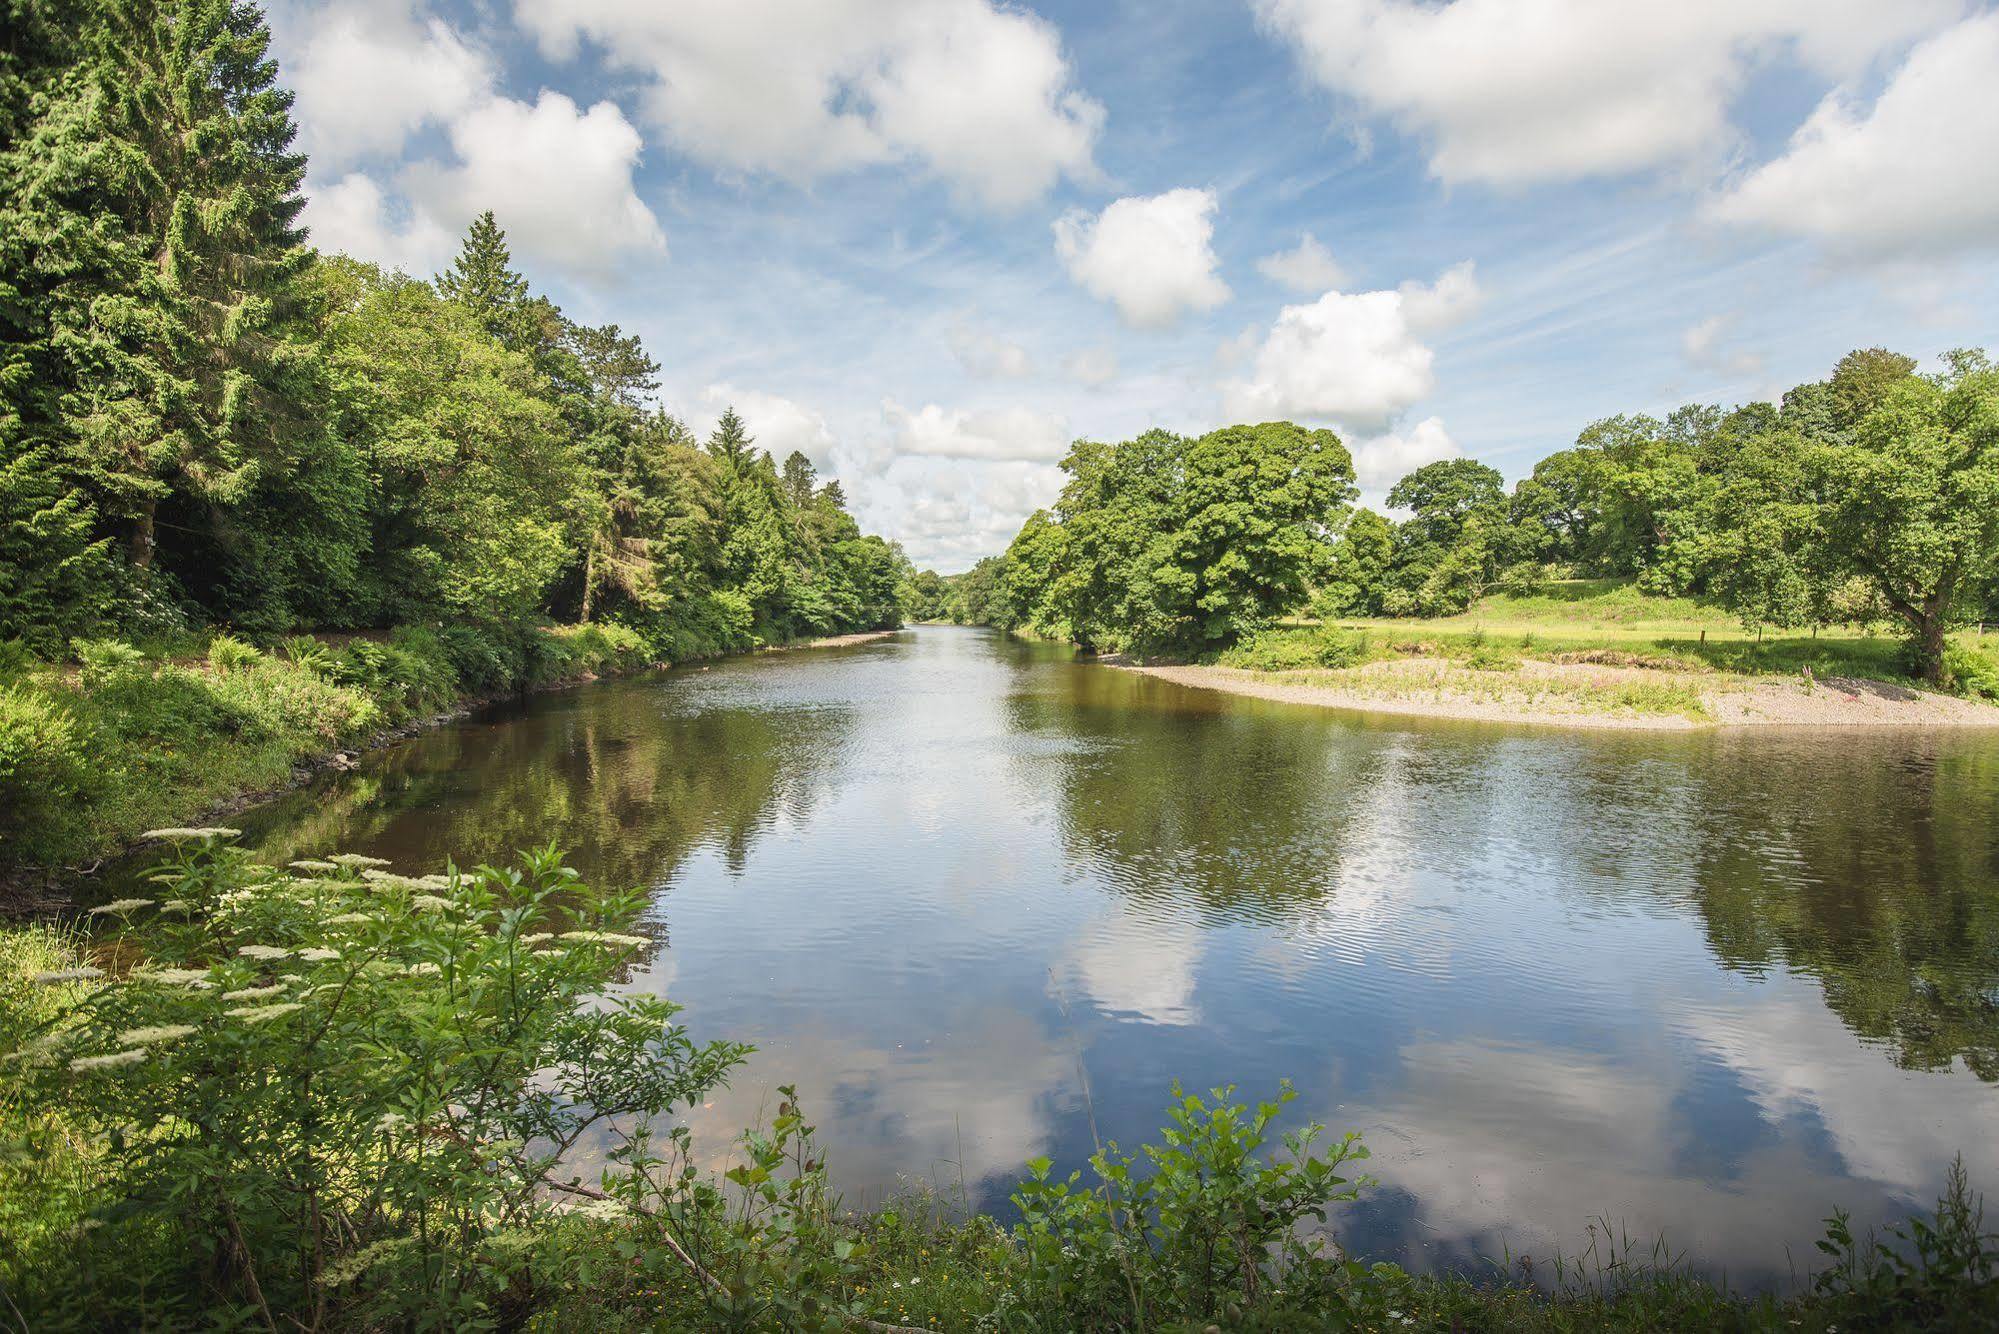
[
  {"left": 206, "top": 634, "right": 263, "bottom": 674},
  {"left": 0, "top": 685, "right": 95, "bottom": 851},
  {"left": 71, "top": 637, "right": 146, "bottom": 689},
  {"left": 1943, "top": 642, "right": 1999, "bottom": 701},
  {"left": 1314, "top": 628, "right": 1372, "bottom": 668},
  {"left": 1010, "top": 1082, "right": 1401, "bottom": 1328},
  {"left": 2, "top": 836, "right": 749, "bottom": 1327},
  {"left": 279, "top": 634, "right": 333, "bottom": 676}
]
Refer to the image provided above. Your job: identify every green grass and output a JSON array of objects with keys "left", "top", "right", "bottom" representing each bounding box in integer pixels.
[{"left": 1263, "top": 579, "right": 1999, "bottom": 691}]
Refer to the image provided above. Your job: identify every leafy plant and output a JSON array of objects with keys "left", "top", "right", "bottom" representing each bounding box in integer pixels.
[{"left": 205, "top": 634, "right": 263, "bottom": 674}]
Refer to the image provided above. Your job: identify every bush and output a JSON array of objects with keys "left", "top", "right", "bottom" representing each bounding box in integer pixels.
[
  {"left": 2, "top": 836, "right": 749, "bottom": 1327},
  {"left": 0, "top": 685, "right": 95, "bottom": 851},
  {"left": 1943, "top": 642, "right": 1999, "bottom": 701},
  {"left": 1011, "top": 1082, "right": 1400, "bottom": 1328},
  {"left": 206, "top": 634, "right": 263, "bottom": 674},
  {"left": 279, "top": 634, "right": 333, "bottom": 676},
  {"left": 71, "top": 637, "right": 146, "bottom": 689}
]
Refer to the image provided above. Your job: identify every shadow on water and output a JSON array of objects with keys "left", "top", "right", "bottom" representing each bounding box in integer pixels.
[{"left": 152, "top": 626, "right": 1999, "bottom": 1288}]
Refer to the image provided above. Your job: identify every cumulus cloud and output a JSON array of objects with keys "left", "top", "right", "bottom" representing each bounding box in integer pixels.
[
  {"left": 698, "top": 386, "right": 841, "bottom": 468},
  {"left": 883, "top": 400, "right": 1072, "bottom": 463},
  {"left": 1708, "top": 10, "right": 1999, "bottom": 260},
  {"left": 403, "top": 92, "right": 666, "bottom": 279},
  {"left": 946, "top": 325, "right": 1035, "bottom": 379},
  {"left": 1256, "top": 232, "right": 1348, "bottom": 292},
  {"left": 1053, "top": 188, "right": 1232, "bottom": 330},
  {"left": 1680, "top": 315, "right": 1766, "bottom": 379},
  {"left": 1351, "top": 416, "right": 1461, "bottom": 490},
  {"left": 301, "top": 173, "right": 457, "bottom": 276},
  {"left": 282, "top": 8, "right": 490, "bottom": 169},
  {"left": 516, "top": 0, "right": 1102, "bottom": 210},
  {"left": 1222, "top": 263, "right": 1479, "bottom": 429},
  {"left": 1251, "top": 0, "right": 1961, "bottom": 185}
]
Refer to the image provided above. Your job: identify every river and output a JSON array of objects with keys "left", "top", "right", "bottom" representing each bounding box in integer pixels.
[{"left": 202, "top": 625, "right": 1999, "bottom": 1285}]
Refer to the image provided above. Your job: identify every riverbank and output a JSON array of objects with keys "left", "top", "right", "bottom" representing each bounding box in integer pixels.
[
  {"left": 1124, "top": 656, "right": 1999, "bottom": 730},
  {"left": 0, "top": 623, "right": 902, "bottom": 912}
]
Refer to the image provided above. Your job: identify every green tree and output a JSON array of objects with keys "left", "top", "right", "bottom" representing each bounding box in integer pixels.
[
  {"left": 1818, "top": 350, "right": 1999, "bottom": 684},
  {"left": 435, "top": 210, "right": 533, "bottom": 349},
  {"left": 1312, "top": 508, "right": 1395, "bottom": 618}
]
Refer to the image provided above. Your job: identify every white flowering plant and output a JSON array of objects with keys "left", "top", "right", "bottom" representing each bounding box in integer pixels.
[{"left": 2, "top": 831, "right": 748, "bottom": 1327}]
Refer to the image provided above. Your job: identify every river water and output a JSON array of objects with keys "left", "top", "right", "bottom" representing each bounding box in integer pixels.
[{"left": 210, "top": 625, "right": 1998, "bottom": 1285}]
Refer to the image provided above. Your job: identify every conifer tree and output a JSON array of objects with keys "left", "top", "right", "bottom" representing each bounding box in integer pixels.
[
  {"left": 707, "top": 406, "right": 755, "bottom": 468},
  {"left": 437, "top": 211, "right": 534, "bottom": 350},
  {"left": 27, "top": 0, "right": 332, "bottom": 584}
]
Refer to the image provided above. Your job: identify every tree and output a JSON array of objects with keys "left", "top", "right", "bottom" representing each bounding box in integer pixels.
[
  {"left": 1817, "top": 350, "right": 1999, "bottom": 684},
  {"left": 58, "top": 0, "right": 331, "bottom": 583},
  {"left": 780, "top": 450, "right": 817, "bottom": 510},
  {"left": 436, "top": 211, "right": 533, "bottom": 349},
  {"left": 1312, "top": 508, "right": 1394, "bottom": 618},
  {"left": 707, "top": 407, "right": 754, "bottom": 469}
]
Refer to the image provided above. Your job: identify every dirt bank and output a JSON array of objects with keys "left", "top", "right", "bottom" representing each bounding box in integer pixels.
[{"left": 1120, "top": 657, "right": 1999, "bottom": 731}]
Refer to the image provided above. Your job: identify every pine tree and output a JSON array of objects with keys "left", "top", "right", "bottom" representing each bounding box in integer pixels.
[
  {"left": 781, "top": 450, "right": 817, "bottom": 510},
  {"left": 437, "top": 211, "right": 534, "bottom": 349},
  {"left": 0, "top": 0, "right": 116, "bottom": 644},
  {"left": 707, "top": 406, "right": 755, "bottom": 468},
  {"left": 24, "top": 0, "right": 332, "bottom": 588}
]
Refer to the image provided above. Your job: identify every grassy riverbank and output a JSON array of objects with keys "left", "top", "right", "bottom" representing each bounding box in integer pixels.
[
  {"left": 1, "top": 836, "right": 1991, "bottom": 1330},
  {"left": 1171, "top": 581, "right": 1999, "bottom": 729},
  {"left": 0, "top": 623, "right": 897, "bottom": 890}
]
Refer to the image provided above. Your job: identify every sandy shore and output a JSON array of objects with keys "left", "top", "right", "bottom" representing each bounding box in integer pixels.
[
  {"left": 764, "top": 629, "right": 902, "bottom": 652},
  {"left": 1120, "top": 657, "right": 1999, "bottom": 731}
]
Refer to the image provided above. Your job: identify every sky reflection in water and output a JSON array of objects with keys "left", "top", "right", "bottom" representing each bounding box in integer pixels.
[{"left": 218, "top": 627, "right": 1999, "bottom": 1286}]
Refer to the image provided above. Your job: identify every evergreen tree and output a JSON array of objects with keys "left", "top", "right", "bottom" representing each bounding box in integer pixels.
[
  {"left": 781, "top": 450, "right": 817, "bottom": 510},
  {"left": 707, "top": 406, "right": 755, "bottom": 468},
  {"left": 436, "top": 211, "right": 532, "bottom": 349}
]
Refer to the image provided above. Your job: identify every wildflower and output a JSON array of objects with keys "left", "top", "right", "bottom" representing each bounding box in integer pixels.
[
  {"left": 325, "top": 912, "right": 373, "bottom": 926},
  {"left": 146, "top": 872, "right": 180, "bottom": 883},
  {"left": 227, "top": 1002, "right": 302, "bottom": 1023},
  {"left": 410, "top": 894, "right": 451, "bottom": 913},
  {"left": 418, "top": 874, "right": 453, "bottom": 890},
  {"left": 361, "top": 869, "right": 427, "bottom": 892},
  {"left": 403, "top": 961, "right": 442, "bottom": 977},
  {"left": 223, "top": 984, "right": 286, "bottom": 1002},
  {"left": 330, "top": 853, "right": 390, "bottom": 869},
  {"left": 289, "top": 859, "right": 339, "bottom": 873},
  {"left": 518, "top": 933, "right": 553, "bottom": 946},
  {"left": 297, "top": 947, "right": 340, "bottom": 962},
  {"left": 115, "top": 1024, "right": 197, "bottom": 1046},
  {"left": 88, "top": 898, "right": 154, "bottom": 916},
  {"left": 142, "top": 826, "right": 241, "bottom": 841},
  {"left": 131, "top": 967, "right": 213, "bottom": 988},
  {"left": 559, "top": 930, "right": 650, "bottom": 949},
  {"left": 159, "top": 899, "right": 193, "bottom": 913},
  {"left": 69, "top": 1048, "right": 149, "bottom": 1072},
  {"left": 376, "top": 1112, "right": 407, "bottom": 1133},
  {"left": 236, "top": 945, "right": 291, "bottom": 961},
  {"left": 31, "top": 967, "right": 104, "bottom": 984}
]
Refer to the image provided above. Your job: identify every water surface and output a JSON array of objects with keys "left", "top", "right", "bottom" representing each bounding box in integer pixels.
[{"left": 216, "top": 626, "right": 1999, "bottom": 1285}]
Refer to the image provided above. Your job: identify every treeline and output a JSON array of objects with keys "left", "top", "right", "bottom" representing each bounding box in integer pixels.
[
  {"left": 0, "top": 0, "right": 907, "bottom": 662},
  {"left": 958, "top": 347, "right": 1999, "bottom": 684}
]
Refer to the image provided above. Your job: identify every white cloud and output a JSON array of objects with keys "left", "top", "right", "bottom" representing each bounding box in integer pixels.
[
  {"left": 1221, "top": 263, "right": 1479, "bottom": 429},
  {"left": 1708, "top": 11, "right": 1999, "bottom": 260},
  {"left": 699, "top": 386, "right": 841, "bottom": 468},
  {"left": 1256, "top": 232, "right": 1348, "bottom": 292},
  {"left": 883, "top": 400, "right": 1072, "bottom": 463},
  {"left": 516, "top": 0, "right": 1101, "bottom": 210},
  {"left": 283, "top": 9, "right": 490, "bottom": 169},
  {"left": 1064, "top": 347, "right": 1120, "bottom": 387},
  {"left": 1053, "top": 188, "right": 1231, "bottom": 330},
  {"left": 946, "top": 325, "right": 1035, "bottom": 379},
  {"left": 403, "top": 92, "right": 667, "bottom": 279},
  {"left": 1351, "top": 416, "right": 1460, "bottom": 489},
  {"left": 301, "top": 173, "right": 456, "bottom": 275},
  {"left": 1251, "top": 0, "right": 1962, "bottom": 185},
  {"left": 1680, "top": 315, "right": 1766, "bottom": 379}
]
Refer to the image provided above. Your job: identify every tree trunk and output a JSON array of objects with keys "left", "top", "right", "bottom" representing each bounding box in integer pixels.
[
  {"left": 130, "top": 500, "right": 157, "bottom": 568},
  {"left": 579, "top": 542, "right": 596, "bottom": 624},
  {"left": 1918, "top": 613, "right": 1948, "bottom": 686}
]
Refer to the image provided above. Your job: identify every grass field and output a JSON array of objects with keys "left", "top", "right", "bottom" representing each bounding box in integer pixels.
[{"left": 1283, "top": 579, "right": 1995, "bottom": 683}]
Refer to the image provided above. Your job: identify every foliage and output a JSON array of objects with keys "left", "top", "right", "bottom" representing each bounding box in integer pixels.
[{"left": 1002, "top": 422, "right": 1356, "bottom": 656}]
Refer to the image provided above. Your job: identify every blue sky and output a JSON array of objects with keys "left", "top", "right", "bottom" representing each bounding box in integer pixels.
[{"left": 270, "top": 0, "right": 1999, "bottom": 570}]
